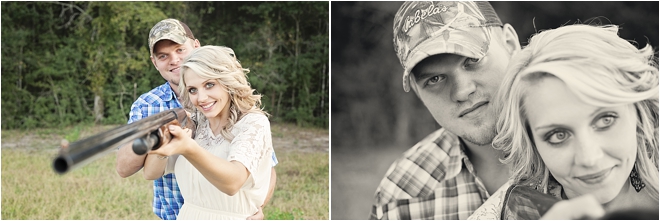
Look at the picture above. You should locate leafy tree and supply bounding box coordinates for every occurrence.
[1,2,329,129]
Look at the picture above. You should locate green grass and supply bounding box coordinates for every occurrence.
[265,150,329,220]
[2,148,155,219]
[1,123,329,220]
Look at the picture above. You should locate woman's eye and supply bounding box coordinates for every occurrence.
[205,82,215,89]
[188,88,197,94]
[593,113,618,130]
[545,130,571,145]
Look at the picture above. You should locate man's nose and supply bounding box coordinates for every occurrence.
[450,73,476,102]
[170,53,181,64]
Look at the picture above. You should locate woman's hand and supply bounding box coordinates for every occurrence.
[541,194,605,219]
[148,125,195,157]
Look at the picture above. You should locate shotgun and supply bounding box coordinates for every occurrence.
[52,108,196,174]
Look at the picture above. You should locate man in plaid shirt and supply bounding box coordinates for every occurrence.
[371,1,521,219]
[115,18,278,220]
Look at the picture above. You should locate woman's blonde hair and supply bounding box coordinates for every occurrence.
[493,24,659,200]
[179,45,268,141]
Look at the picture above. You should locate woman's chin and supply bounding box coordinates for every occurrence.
[583,183,625,204]
[564,182,622,204]
[594,192,618,204]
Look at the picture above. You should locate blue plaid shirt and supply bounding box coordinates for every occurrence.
[128,82,184,220]
[128,82,279,220]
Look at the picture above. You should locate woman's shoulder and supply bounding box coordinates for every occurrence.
[239,112,268,122]
[235,113,270,129]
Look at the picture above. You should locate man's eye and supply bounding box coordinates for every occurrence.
[426,75,445,86]
[205,82,214,89]
[178,48,185,53]
[188,88,197,94]
[464,57,481,66]
[158,55,167,60]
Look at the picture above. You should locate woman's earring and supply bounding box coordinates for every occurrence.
[525,177,543,191]
[630,165,646,192]
[533,178,543,191]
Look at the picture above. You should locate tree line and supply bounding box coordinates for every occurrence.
[1,1,329,129]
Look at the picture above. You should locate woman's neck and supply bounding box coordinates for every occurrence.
[208,107,231,135]
[603,179,658,213]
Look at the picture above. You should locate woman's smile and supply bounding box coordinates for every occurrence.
[200,101,216,111]
[575,166,615,185]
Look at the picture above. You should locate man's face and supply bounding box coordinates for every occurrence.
[410,34,512,146]
[151,39,198,88]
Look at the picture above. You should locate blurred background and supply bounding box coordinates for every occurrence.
[331,1,658,219]
[2,1,328,129]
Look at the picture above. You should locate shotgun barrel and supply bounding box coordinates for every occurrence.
[52,108,195,174]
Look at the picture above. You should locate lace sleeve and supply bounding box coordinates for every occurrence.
[227,114,273,174]
[467,181,511,220]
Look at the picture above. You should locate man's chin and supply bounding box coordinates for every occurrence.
[461,129,497,146]
[462,137,493,146]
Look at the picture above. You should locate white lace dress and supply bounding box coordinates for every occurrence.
[467,181,511,220]
[165,113,274,220]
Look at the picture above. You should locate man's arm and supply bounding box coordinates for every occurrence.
[370,166,403,220]
[116,102,149,178]
[116,142,147,177]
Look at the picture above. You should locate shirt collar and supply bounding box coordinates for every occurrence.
[432,129,473,179]
[159,82,178,102]
[456,138,478,175]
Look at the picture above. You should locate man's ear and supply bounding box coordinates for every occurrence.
[408,73,421,97]
[150,56,158,69]
[193,39,201,48]
[501,23,521,56]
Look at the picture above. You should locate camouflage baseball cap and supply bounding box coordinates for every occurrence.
[393,1,502,92]
[148,18,196,55]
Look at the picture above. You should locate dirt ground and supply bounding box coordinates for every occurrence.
[270,123,329,153]
[0,122,329,154]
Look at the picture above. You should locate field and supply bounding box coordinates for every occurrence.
[1,122,329,220]
[331,147,407,219]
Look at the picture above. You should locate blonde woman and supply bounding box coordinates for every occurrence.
[468,24,659,219]
[143,45,274,219]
